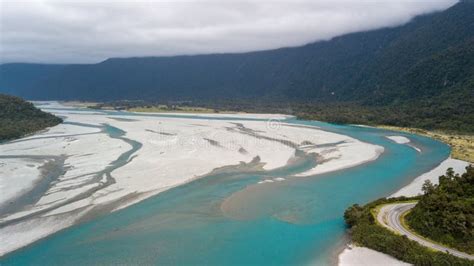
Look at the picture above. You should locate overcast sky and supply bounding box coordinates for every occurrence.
[0,0,458,64]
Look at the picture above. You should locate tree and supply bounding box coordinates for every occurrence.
[421,180,436,195]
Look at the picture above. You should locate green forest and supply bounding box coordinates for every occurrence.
[406,166,474,254]
[0,94,62,141]
[196,97,474,133]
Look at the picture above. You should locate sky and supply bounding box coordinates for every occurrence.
[0,0,458,64]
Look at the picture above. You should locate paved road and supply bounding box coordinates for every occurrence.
[377,202,474,260]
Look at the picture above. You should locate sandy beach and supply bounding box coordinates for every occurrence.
[338,245,410,266]
[391,158,469,197]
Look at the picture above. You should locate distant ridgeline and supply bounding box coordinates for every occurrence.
[0,94,62,141]
[1,1,473,132]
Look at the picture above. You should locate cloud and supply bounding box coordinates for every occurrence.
[0,0,458,63]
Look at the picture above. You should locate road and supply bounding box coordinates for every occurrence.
[377,202,474,260]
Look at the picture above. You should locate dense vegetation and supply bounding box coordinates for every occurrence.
[0,94,62,141]
[196,98,474,133]
[1,1,473,132]
[406,166,474,254]
[344,196,472,265]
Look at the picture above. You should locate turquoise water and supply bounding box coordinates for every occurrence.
[1,116,450,265]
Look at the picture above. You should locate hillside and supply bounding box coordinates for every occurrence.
[0,1,473,131]
[0,94,62,141]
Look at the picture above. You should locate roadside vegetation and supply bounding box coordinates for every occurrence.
[406,166,474,254]
[0,94,62,141]
[344,167,473,265]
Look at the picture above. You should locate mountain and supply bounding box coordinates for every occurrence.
[0,94,62,141]
[0,1,473,131]
[0,64,65,97]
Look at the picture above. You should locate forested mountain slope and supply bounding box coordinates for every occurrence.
[0,1,473,131]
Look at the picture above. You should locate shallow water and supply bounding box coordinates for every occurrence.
[0,112,450,265]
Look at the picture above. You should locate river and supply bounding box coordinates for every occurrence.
[0,107,449,265]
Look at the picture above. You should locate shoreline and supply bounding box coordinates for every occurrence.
[391,157,469,198]
[296,146,384,177]
[337,156,470,266]
[337,124,471,265]
[127,110,295,120]
[55,101,296,120]
[377,125,473,163]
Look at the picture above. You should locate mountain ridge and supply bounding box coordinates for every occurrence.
[0,1,473,131]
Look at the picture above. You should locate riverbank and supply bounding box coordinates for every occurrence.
[341,162,474,265]
[87,102,235,114]
[338,245,410,266]
[341,194,472,266]
[129,105,221,113]
[392,158,469,197]
[338,144,471,265]
[378,126,474,163]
